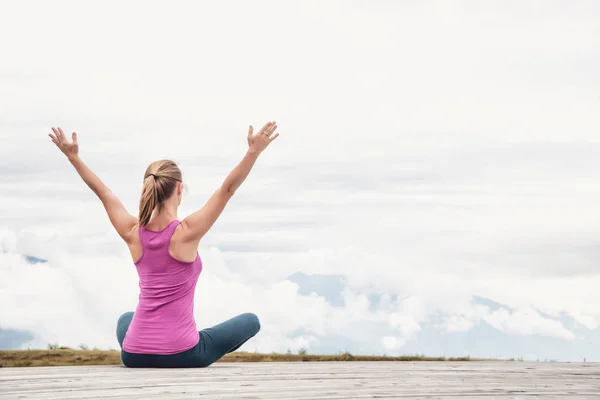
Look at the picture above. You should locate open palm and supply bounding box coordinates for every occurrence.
[49,127,79,159]
[247,121,279,153]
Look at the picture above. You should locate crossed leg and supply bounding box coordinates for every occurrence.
[196,312,261,366]
[115,311,260,367]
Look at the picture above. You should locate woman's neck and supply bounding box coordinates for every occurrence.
[148,207,179,228]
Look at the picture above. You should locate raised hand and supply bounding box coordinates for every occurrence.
[247,121,279,153]
[49,127,79,160]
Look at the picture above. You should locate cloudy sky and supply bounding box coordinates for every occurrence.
[1,0,600,361]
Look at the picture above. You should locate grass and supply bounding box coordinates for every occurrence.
[0,349,475,367]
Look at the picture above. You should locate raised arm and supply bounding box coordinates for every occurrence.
[48,127,138,242]
[180,121,280,243]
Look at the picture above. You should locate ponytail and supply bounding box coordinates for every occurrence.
[138,175,157,227]
[138,160,183,227]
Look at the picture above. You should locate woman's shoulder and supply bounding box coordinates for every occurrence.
[169,221,201,263]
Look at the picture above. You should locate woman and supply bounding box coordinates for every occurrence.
[48,121,280,367]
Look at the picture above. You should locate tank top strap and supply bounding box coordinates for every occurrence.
[164,219,181,240]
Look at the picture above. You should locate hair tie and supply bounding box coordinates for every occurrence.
[148,173,158,179]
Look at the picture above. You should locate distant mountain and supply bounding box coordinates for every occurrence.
[24,255,48,264]
[286,272,600,361]
[0,328,34,350]
[287,271,346,307]
[396,302,600,362]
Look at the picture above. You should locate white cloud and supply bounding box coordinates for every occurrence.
[443,316,475,333]
[382,336,402,351]
[1,0,600,360]
[570,314,599,331]
[389,313,422,339]
[482,307,576,341]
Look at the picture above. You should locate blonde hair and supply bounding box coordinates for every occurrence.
[138,159,182,227]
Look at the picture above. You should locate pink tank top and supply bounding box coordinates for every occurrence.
[123,220,202,354]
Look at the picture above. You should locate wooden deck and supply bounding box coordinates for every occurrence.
[2,361,600,399]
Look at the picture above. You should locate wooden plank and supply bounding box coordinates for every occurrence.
[1,362,600,399]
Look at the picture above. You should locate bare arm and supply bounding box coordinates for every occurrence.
[180,121,280,243]
[49,128,138,242]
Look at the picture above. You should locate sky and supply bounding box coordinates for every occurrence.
[1,0,600,361]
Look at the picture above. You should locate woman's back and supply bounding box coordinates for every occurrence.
[123,220,203,355]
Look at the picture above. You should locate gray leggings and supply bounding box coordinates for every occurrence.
[116,312,261,368]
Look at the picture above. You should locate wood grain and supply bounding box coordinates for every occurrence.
[2,361,599,399]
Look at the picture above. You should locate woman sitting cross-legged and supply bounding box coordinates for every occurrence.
[48,122,280,367]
